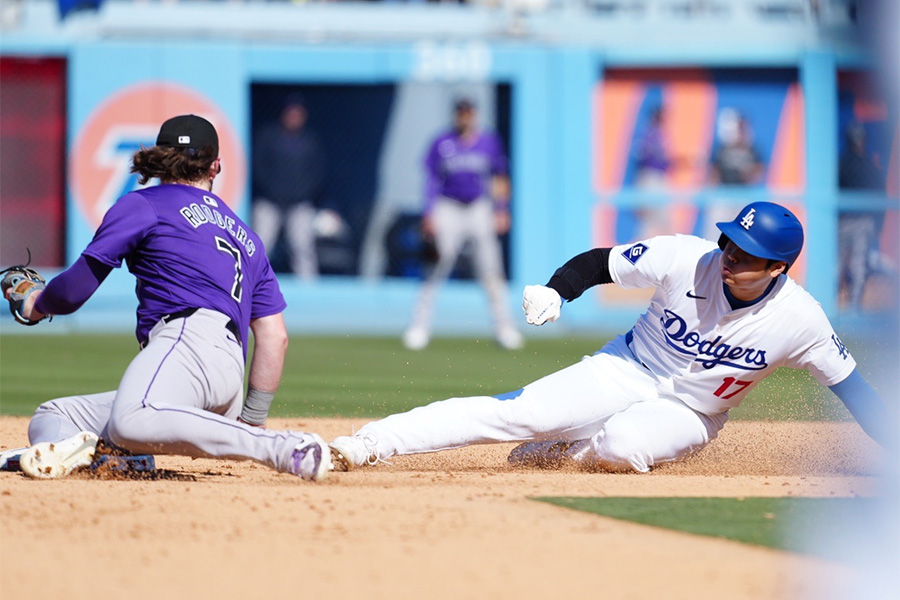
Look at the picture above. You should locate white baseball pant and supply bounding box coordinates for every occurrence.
[407,196,517,336]
[357,335,728,472]
[253,198,318,280]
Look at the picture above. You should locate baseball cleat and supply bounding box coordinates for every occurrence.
[507,439,590,469]
[20,431,99,479]
[496,327,524,351]
[402,327,430,351]
[290,433,331,482]
[329,434,379,471]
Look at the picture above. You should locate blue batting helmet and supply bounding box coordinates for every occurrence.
[716,202,804,269]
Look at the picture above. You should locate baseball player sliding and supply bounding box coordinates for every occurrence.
[331,202,894,471]
[1,115,330,481]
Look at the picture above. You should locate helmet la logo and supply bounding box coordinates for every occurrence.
[740,208,756,230]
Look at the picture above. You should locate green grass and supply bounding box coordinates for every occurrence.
[535,496,881,559]
[0,333,864,420]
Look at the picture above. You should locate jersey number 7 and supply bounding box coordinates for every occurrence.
[215,237,243,302]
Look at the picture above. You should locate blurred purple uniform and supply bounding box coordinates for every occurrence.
[424,131,508,213]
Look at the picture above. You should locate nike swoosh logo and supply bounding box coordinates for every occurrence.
[686,291,707,300]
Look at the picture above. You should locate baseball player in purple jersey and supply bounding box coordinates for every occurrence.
[2,115,330,480]
[331,202,894,472]
[403,98,523,351]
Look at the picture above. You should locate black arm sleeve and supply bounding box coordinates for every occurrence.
[546,248,613,301]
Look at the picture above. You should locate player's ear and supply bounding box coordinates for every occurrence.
[210,158,222,178]
[768,260,787,277]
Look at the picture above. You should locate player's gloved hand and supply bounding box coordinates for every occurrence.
[522,285,562,326]
[1,262,48,326]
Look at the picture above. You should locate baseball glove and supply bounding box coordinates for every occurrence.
[420,233,440,266]
[1,250,48,326]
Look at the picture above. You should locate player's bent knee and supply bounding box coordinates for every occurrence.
[31,399,65,419]
[27,401,76,445]
[593,426,653,473]
[106,412,143,451]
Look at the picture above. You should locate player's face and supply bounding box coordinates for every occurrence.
[282,105,307,131]
[720,240,785,300]
[454,108,475,134]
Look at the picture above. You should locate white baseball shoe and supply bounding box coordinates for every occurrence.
[402,326,430,351]
[20,431,99,479]
[507,439,591,469]
[496,326,524,351]
[329,434,379,471]
[290,433,331,482]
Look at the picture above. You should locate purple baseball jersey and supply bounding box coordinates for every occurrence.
[82,184,286,349]
[424,130,508,212]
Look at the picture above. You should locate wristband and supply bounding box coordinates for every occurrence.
[240,387,275,426]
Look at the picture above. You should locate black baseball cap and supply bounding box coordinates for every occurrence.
[156,114,219,154]
[283,93,307,110]
[454,97,475,112]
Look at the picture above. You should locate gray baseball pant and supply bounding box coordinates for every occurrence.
[27,309,307,473]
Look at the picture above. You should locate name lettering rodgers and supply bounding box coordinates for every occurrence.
[179,202,256,256]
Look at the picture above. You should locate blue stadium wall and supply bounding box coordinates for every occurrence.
[1,6,896,338]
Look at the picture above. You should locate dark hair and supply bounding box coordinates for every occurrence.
[130,145,217,185]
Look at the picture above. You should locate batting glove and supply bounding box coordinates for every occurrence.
[522,285,562,326]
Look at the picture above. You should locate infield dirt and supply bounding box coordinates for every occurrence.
[0,416,885,600]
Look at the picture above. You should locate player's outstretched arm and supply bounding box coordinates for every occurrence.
[523,247,616,326]
[35,255,112,316]
[829,369,897,451]
[546,247,613,301]
[241,312,289,427]
[3,254,112,324]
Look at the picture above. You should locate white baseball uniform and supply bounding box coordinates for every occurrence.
[356,234,857,472]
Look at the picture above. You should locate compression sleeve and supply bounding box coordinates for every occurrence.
[34,255,113,316]
[546,248,612,301]
[829,368,896,449]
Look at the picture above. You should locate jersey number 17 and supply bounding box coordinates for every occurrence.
[713,377,752,400]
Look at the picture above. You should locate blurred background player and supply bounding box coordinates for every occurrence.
[2,114,330,481]
[634,106,672,189]
[252,94,326,280]
[631,105,682,239]
[708,108,765,186]
[838,121,887,311]
[403,97,523,351]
